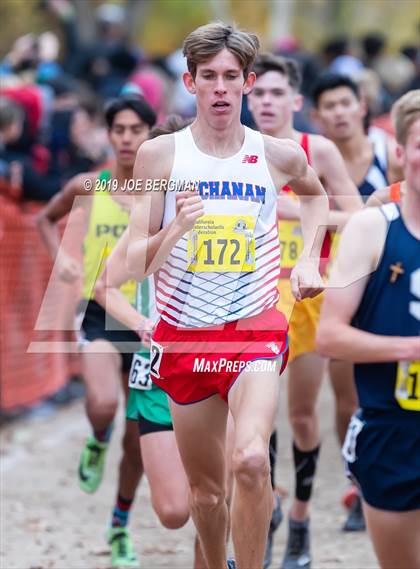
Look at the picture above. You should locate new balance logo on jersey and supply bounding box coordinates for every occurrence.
[266,342,280,355]
[242,154,258,164]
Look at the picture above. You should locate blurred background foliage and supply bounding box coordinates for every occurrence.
[0,0,418,57]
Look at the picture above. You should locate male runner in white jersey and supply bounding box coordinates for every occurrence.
[127,23,329,569]
[247,53,362,568]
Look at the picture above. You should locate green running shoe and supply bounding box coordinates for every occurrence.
[108,527,140,568]
[78,435,108,494]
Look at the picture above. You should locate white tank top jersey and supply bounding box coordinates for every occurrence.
[157,125,280,328]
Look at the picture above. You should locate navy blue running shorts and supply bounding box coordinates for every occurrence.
[343,409,420,512]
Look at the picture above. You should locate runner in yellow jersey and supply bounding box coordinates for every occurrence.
[37,94,156,569]
[247,54,362,568]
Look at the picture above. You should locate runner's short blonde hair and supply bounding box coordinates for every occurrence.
[391,90,420,145]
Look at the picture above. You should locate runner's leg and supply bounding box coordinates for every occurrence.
[287,352,325,521]
[81,340,121,435]
[228,360,282,569]
[113,375,143,526]
[363,502,420,569]
[169,396,229,569]
[329,360,358,445]
[140,430,189,529]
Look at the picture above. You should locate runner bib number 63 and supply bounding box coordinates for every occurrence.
[187,215,256,272]
[129,353,152,391]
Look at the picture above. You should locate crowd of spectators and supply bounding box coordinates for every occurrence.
[0,1,418,203]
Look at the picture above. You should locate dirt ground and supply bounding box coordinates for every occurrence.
[1,372,378,569]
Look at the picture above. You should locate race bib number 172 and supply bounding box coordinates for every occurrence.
[187,215,256,272]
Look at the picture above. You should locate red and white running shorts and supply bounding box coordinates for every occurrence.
[150,306,289,405]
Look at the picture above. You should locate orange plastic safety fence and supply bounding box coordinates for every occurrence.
[0,196,81,410]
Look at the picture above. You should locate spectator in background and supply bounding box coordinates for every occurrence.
[59,99,110,180]
[322,36,365,79]
[407,50,420,91]
[375,55,415,101]
[0,31,63,86]
[273,36,322,99]
[0,34,40,81]
[401,44,420,90]
[165,48,196,117]
[0,96,61,201]
[126,66,169,123]
[360,33,386,68]
[272,36,322,133]
[45,0,142,100]
[356,69,394,136]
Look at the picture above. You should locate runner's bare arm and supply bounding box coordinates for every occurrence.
[365,186,392,208]
[312,136,362,229]
[276,138,362,229]
[126,136,204,281]
[277,141,328,260]
[36,172,94,281]
[266,137,329,300]
[94,230,153,343]
[317,208,419,362]
[36,173,93,257]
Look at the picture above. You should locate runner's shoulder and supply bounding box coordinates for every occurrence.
[343,206,387,240]
[136,134,175,177]
[263,134,307,179]
[138,134,174,159]
[307,133,340,159]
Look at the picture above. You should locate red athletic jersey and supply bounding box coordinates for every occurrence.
[280,133,331,276]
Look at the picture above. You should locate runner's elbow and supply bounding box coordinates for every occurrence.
[316,322,339,358]
[126,244,146,281]
[92,279,106,308]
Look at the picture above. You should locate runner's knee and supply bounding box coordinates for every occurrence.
[190,483,226,516]
[289,408,317,440]
[232,440,269,489]
[87,392,118,420]
[155,501,189,529]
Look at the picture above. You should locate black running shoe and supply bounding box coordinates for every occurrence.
[281,518,311,569]
[342,494,366,532]
[263,494,283,568]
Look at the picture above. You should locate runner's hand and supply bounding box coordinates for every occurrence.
[175,188,204,233]
[56,252,83,283]
[137,317,155,349]
[291,259,324,301]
